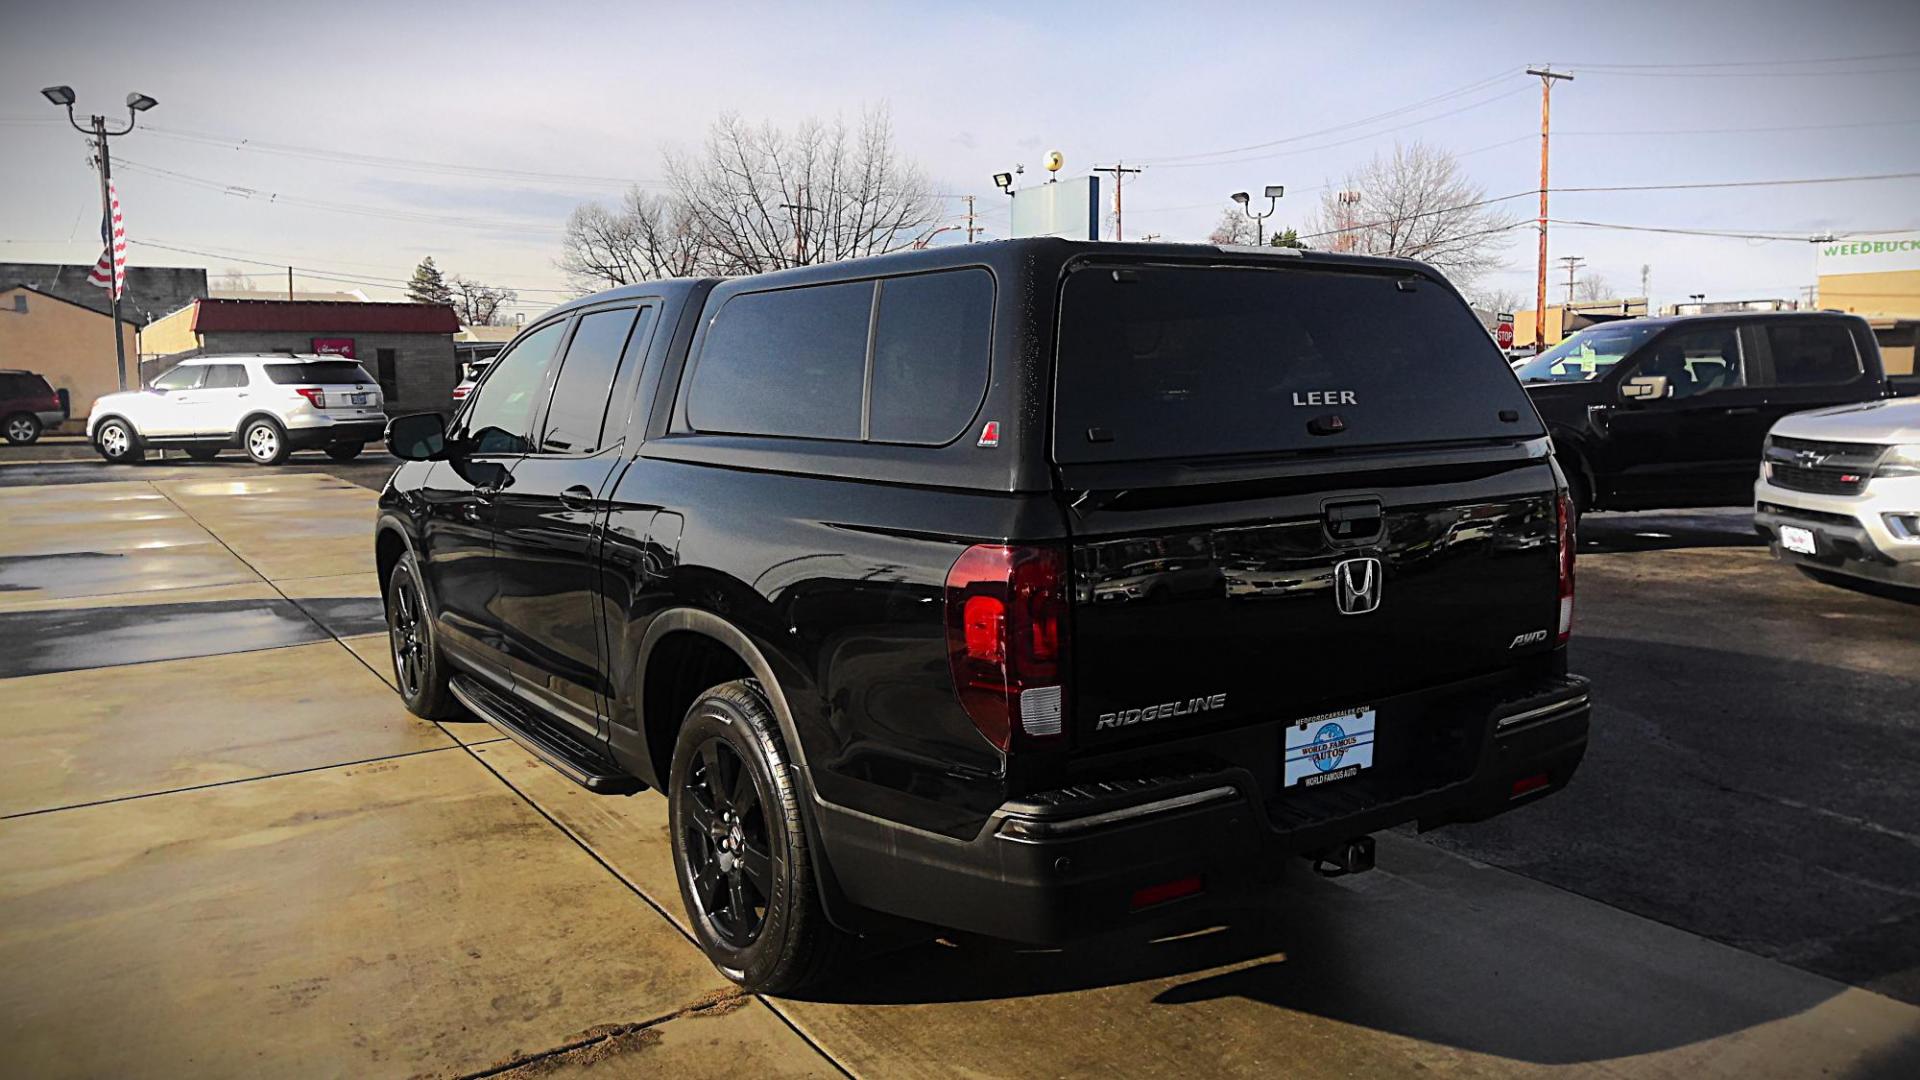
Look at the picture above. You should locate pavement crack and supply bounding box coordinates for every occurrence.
[1686,771,1920,849]
[449,989,749,1079]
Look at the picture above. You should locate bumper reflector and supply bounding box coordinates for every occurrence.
[1130,875,1204,911]
[1510,773,1551,799]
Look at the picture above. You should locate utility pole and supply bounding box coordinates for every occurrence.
[779,201,819,266]
[287,266,294,300]
[1559,255,1585,306]
[1093,162,1143,241]
[964,195,979,243]
[1527,66,1573,352]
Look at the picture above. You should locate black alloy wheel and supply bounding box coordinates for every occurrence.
[680,735,776,948]
[388,573,428,699]
[668,680,847,992]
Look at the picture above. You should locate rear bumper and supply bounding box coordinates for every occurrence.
[284,419,387,449]
[34,410,66,428]
[817,674,1590,943]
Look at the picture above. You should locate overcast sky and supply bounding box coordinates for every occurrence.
[3,0,1917,318]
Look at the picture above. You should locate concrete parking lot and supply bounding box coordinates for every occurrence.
[1,458,1916,1078]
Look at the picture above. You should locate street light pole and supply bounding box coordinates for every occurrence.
[1230,185,1285,246]
[43,86,157,392]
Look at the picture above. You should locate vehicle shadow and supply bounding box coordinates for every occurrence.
[797,840,1856,1066]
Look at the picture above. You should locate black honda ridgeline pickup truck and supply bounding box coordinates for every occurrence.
[375,238,1591,991]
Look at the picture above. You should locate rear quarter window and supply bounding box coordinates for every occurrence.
[264,361,376,385]
[868,269,993,444]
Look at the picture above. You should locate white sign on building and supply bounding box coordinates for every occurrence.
[1816,232,1920,277]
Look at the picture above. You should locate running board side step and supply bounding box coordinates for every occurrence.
[450,675,642,794]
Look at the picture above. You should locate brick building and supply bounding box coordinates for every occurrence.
[0,284,140,423]
[143,299,461,415]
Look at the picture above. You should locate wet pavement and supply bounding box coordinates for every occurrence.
[0,469,1916,1077]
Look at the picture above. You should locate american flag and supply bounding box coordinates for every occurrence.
[86,181,126,299]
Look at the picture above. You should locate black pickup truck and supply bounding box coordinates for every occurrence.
[1515,311,1910,514]
[375,239,1591,991]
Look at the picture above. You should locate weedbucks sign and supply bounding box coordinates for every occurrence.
[1816,233,1920,276]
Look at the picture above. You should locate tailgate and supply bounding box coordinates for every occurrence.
[1067,454,1561,745]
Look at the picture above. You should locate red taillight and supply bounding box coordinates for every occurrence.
[294,387,327,408]
[945,544,1069,752]
[1131,875,1204,911]
[1556,489,1575,644]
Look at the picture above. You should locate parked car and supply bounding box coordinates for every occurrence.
[374,238,1590,992]
[1754,397,1920,592]
[1,369,66,445]
[87,354,386,465]
[451,357,492,404]
[1516,312,1905,515]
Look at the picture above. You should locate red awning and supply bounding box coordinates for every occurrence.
[189,299,460,334]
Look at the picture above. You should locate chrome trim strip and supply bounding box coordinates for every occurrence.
[1495,693,1590,731]
[997,785,1240,841]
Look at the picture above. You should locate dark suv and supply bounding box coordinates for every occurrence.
[1,369,65,445]
[376,239,1591,991]
[1516,311,1899,514]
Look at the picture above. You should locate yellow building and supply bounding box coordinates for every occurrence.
[1512,298,1650,349]
[1814,234,1920,376]
[0,285,138,426]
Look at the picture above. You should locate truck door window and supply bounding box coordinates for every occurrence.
[540,306,653,455]
[1638,327,1742,399]
[464,319,568,455]
[1765,323,1861,386]
[151,365,204,391]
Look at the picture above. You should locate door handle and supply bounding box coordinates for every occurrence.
[559,485,596,511]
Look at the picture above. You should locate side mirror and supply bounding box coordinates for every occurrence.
[386,412,449,461]
[1621,375,1668,402]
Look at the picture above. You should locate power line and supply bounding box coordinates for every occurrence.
[1576,65,1920,79]
[1148,84,1537,170]
[1135,70,1519,165]
[1547,218,1920,242]
[115,158,564,235]
[138,123,662,189]
[128,237,577,298]
[1556,170,1920,193]
[1563,48,1920,69]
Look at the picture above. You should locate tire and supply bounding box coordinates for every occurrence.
[384,552,456,719]
[669,680,847,994]
[4,413,41,446]
[324,442,364,462]
[94,418,142,464]
[242,417,291,465]
[185,446,220,462]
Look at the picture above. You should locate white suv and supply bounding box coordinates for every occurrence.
[88,354,387,465]
[1754,397,1920,592]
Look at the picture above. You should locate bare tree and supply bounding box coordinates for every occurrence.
[449,276,519,326]
[1305,141,1514,290]
[1207,207,1258,246]
[1469,287,1528,315]
[664,106,940,274]
[215,268,257,292]
[1573,273,1615,303]
[558,188,706,293]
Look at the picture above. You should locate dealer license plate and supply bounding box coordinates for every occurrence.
[1284,706,1376,789]
[351,393,370,405]
[1780,525,1817,555]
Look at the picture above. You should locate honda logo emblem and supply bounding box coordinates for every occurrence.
[1333,557,1382,615]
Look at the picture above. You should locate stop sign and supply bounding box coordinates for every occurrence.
[1495,313,1515,350]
